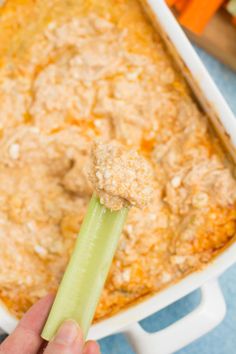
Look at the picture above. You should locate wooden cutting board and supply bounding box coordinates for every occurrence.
[185,9,236,72]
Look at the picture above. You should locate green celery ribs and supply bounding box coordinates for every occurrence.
[42,194,128,340]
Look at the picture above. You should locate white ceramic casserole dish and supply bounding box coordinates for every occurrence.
[0,1,236,353]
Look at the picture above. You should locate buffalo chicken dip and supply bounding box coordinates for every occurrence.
[87,140,154,210]
[0,0,236,321]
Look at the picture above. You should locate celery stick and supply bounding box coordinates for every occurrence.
[227,0,236,15]
[41,194,128,341]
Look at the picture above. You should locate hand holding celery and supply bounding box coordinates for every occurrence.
[42,140,153,340]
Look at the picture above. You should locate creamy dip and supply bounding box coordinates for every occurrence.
[87,140,154,210]
[0,0,235,321]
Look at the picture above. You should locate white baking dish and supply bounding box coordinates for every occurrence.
[0,1,236,353]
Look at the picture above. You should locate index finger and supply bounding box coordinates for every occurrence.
[0,294,54,354]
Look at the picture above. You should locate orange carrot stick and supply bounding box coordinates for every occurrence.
[233,16,236,25]
[179,0,225,34]
[174,0,189,12]
[166,0,178,7]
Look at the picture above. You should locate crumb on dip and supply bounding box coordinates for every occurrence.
[87,140,154,210]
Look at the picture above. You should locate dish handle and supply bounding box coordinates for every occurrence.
[124,280,225,354]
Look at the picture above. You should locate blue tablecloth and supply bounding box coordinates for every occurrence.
[99,47,236,354]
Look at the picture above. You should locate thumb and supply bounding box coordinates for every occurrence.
[44,320,83,354]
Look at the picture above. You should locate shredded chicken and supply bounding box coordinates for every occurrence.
[87,140,154,210]
[0,0,235,321]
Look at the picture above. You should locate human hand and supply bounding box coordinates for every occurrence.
[0,294,101,354]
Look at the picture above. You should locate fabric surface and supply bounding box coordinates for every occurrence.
[0,47,236,354]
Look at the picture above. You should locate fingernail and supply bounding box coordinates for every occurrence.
[84,341,101,354]
[53,320,79,345]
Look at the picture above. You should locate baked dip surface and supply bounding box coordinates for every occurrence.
[0,0,236,321]
[87,140,154,210]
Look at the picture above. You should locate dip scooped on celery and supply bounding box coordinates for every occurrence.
[42,140,154,341]
[87,140,154,210]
